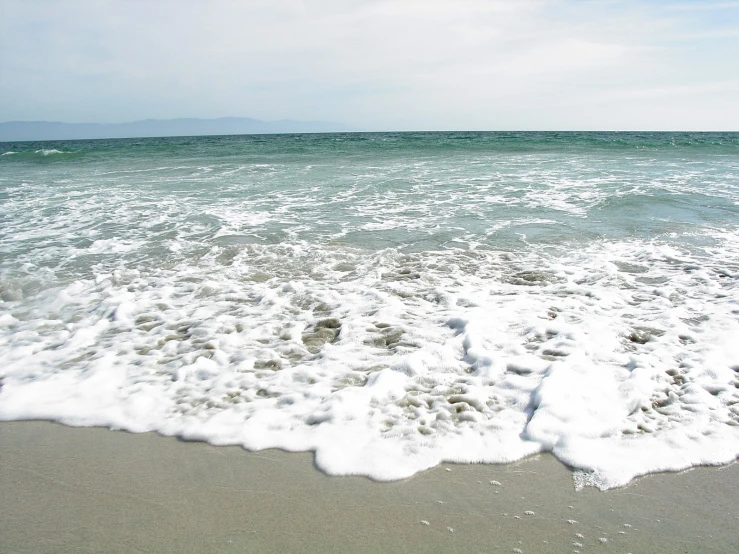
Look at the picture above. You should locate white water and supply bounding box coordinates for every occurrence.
[1,134,738,489]
[1,235,738,489]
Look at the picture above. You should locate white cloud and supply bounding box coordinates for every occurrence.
[665,1,739,11]
[0,0,737,129]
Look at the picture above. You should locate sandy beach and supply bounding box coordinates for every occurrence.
[0,421,736,553]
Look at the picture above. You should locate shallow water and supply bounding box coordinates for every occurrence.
[1,132,738,489]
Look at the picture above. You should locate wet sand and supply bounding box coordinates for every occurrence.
[1,420,737,553]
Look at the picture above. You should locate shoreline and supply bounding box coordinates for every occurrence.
[1,420,737,553]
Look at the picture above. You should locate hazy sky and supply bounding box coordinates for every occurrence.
[1,0,738,130]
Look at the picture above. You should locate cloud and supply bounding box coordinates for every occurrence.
[0,0,737,130]
[665,1,739,11]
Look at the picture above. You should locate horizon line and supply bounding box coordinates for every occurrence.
[2,129,739,144]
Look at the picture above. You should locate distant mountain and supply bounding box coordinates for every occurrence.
[0,117,354,141]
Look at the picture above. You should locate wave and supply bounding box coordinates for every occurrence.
[1,131,737,490]
[0,237,737,490]
[0,148,78,162]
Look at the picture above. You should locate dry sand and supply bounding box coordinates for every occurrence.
[1,420,737,553]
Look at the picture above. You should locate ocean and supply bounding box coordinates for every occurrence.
[1,131,738,490]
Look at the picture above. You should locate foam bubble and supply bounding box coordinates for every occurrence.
[1,236,737,487]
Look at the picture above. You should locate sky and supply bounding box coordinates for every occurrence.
[1,0,738,131]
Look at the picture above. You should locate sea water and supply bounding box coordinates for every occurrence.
[1,132,738,490]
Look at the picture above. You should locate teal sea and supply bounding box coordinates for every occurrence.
[1,132,738,489]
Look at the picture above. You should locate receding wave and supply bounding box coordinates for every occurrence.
[0,132,737,490]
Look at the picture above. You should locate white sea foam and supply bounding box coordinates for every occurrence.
[1,134,738,489]
[1,236,737,489]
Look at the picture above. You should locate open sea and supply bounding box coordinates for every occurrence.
[1,131,738,490]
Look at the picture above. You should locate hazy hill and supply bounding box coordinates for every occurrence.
[0,117,353,141]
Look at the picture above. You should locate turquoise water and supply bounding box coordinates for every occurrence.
[1,132,738,488]
[3,133,738,256]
